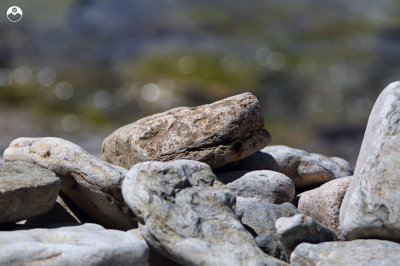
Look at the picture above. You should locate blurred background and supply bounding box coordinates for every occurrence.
[0,0,399,166]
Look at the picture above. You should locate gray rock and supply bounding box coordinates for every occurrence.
[102,93,271,169]
[242,202,299,261]
[225,170,295,218]
[234,197,272,219]
[290,239,400,266]
[298,176,352,239]
[216,170,250,184]
[3,137,136,230]
[240,145,353,187]
[254,231,286,262]
[231,151,282,172]
[0,223,149,265]
[242,202,300,235]
[340,81,400,241]
[0,161,60,224]
[122,160,287,266]
[276,214,337,258]
[129,229,181,266]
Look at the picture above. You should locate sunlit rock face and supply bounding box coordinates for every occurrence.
[101,92,271,169]
[122,160,287,266]
[340,81,400,242]
[3,137,136,230]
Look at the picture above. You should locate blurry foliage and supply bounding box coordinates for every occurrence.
[0,0,400,163]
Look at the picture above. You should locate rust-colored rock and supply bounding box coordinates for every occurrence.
[101,93,271,169]
[298,176,352,239]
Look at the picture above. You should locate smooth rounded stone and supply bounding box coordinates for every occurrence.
[0,161,60,224]
[226,170,295,218]
[290,239,400,266]
[0,223,149,266]
[340,82,400,242]
[276,214,337,259]
[3,137,136,230]
[102,93,271,169]
[122,160,287,266]
[242,202,299,261]
[227,170,295,203]
[261,145,353,187]
[298,176,352,239]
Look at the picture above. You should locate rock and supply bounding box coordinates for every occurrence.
[0,161,60,224]
[254,232,286,261]
[241,202,299,261]
[129,229,181,266]
[216,170,250,184]
[260,145,353,187]
[340,82,400,242]
[242,202,300,235]
[3,137,136,230]
[298,176,352,239]
[290,239,400,266]
[227,151,282,172]
[227,170,295,203]
[225,170,295,218]
[0,223,149,265]
[122,160,287,266]
[102,93,271,169]
[276,214,337,258]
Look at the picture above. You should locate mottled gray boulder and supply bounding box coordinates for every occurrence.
[340,82,400,242]
[0,223,149,265]
[0,161,60,223]
[298,176,352,239]
[3,137,136,230]
[276,214,337,258]
[236,145,353,187]
[122,160,287,266]
[129,229,181,266]
[102,93,271,169]
[242,202,299,261]
[291,239,400,266]
[225,170,295,218]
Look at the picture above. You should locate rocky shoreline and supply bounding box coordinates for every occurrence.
[0,82,399,265]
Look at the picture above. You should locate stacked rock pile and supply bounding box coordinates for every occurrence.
[0,83,399,265]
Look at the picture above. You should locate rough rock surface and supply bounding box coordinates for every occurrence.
[3,137,136,230]
[241,202,299,261]
[0,161,60,224]
[0,223,149,265]
[226,170,295,218]
[276,214,337,258]
[102,93,271,169]
[340,82,400,241]
[290,239,400,266]
[298,176,352,239]
[235,145,353,187]
[122,160,286,266]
